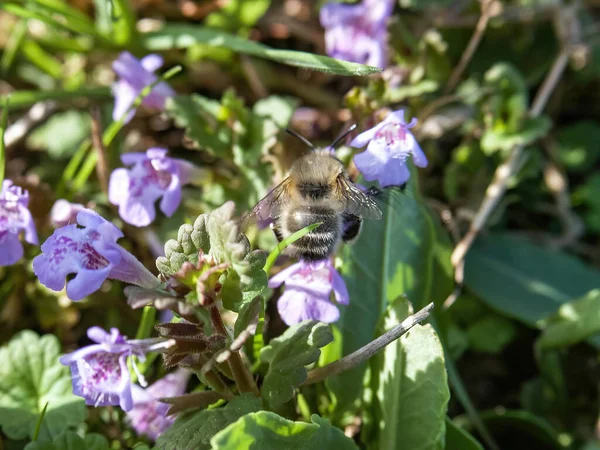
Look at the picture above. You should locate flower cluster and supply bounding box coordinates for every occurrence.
[33,208,158,300]
[320,0,394,68]
[109,148,200,227]
[112,52,175,123]
[268,259,349,325]
[0,180,37,266]
[351,110,428,187]
[60,327,173,412]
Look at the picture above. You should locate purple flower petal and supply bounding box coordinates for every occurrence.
[112,80,137,122]
[140,54,164,73]
[33,209,157,300]
[278,289,341,325]
[50,199,85,228]
[0,232,24,266]
[0,180,37,266]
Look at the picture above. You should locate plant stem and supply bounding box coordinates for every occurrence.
[303,302,434,386]
[208,305,260,396]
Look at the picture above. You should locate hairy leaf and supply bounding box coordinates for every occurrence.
[260,321,333,408]
[369,298,449,450]
[155,394,262,450]
[0,331,87,440]
[211,412,358,450]
[24,431,109,450]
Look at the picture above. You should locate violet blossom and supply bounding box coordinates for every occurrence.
[127,369,190,440]
[60,327,173,411]
[109,148,201,227]
[33,208,158,300]
[0,180,38,266]
[351,110,428,187]
[50,199,85,228]
[112,52,175,123]
[268,259,349,326]
[320,0,394,69]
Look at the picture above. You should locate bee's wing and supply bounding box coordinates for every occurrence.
[337,176,383,220]
[241,177,291,229]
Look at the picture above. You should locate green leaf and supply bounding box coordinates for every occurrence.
[556,121,600,173]
[331,173,437,416]
[24,431,109,450]
[252,95,298,129]
[445,418,484,450]
[466,315,517,354]
[537,290,600,349]
[263,222,323,275]
[480,117,551,154]
[155,394,262,450]
[141,24,381,76]
[211,412,358,450]
[234,295,262,338]
[26,110,91,159]
[156,202,267,311]
[369,298,449,450]
[205,0,271,31]
[464,233,600,346]
[0,331,87,441]
[259,321,333,408]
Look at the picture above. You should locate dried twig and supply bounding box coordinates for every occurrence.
[303,302,434,386]
[444,0,499,94]
[4,101,56,148]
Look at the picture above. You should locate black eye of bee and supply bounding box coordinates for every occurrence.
[298,182,330,200]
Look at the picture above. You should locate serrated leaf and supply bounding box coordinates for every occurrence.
[369,298,449,450]
[259,321,333,408]
[211,412,358,450]
[141,25,381,76]
[331,172,437,416]
[24,431,109,450]
[156,202,267,311]
[445,418,483,450]
[537,290,600,349]
[464,234,600,347]
[155,394,262,450]
[234,296,262,338]
[0,331,87,440]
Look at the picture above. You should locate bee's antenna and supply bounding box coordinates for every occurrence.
[330,123,357,149]
[285,128,315,149]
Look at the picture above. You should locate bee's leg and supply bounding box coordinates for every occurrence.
[342,213,362,243]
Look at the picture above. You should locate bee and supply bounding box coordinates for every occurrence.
[244,126,383,262]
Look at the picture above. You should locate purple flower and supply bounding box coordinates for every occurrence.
[112,52,175,123]
[320,0,393,69]
[0,180,38,266]
[59,327,172,411]
[109,148,200,227]
[33,208,158,300]
[351,110,428,187]
[268,259,349,326]
[127,369,190,440]
[50,199,85,228]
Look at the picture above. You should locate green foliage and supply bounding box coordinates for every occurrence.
[155,394,262,450]
[24,431,109,450]
[26,110,90,159]
[332,173,446,415]
[142,24,381,76]
[205,0,271,32]
[259,321,333,408]
[556,121,600,173]
[369,298,450,450]
[537,290,600,349]
[445,418,484,450]
[466,315,518,354]
[0,331,87,441]
[156,202,267,311]
[211,412,359,450]
[464,233,600,347]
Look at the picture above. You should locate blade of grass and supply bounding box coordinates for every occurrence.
[0,20,27,75]
[71,66,182,191]
[0,96,9,185]
[21,40,63,78]
[1,86,111,110]
[130,306,157,383]
[32,402,49,441]
[110,0,137,45]
[263,222,323,275]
